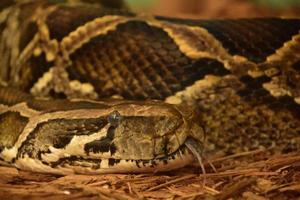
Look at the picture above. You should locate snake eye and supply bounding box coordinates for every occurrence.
[108,111,122,126]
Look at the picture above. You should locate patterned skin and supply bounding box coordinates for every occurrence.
[0,0,299,174]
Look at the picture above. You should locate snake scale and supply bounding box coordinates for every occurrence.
[0,0,299,175]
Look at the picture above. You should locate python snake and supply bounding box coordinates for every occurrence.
[0,0,299,175]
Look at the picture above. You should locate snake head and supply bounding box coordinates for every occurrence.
[83,100,206,173]
[11,99,204,174]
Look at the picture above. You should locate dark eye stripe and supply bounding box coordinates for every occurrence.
[17,117,108,159]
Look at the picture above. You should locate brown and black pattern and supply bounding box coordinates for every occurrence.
[0,0,299,174]
[157,17,300,63]
[67,20,232,99]
[179,74,300,154]
[237,75,300,118]
[46,3,133,41]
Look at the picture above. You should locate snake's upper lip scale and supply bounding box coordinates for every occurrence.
[43,144,194,174]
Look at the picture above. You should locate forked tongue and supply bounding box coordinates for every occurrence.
[185,137,206,183]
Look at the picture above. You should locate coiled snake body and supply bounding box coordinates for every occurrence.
[0,0,299,174]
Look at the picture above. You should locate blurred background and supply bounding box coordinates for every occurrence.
[126,0,300,18]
